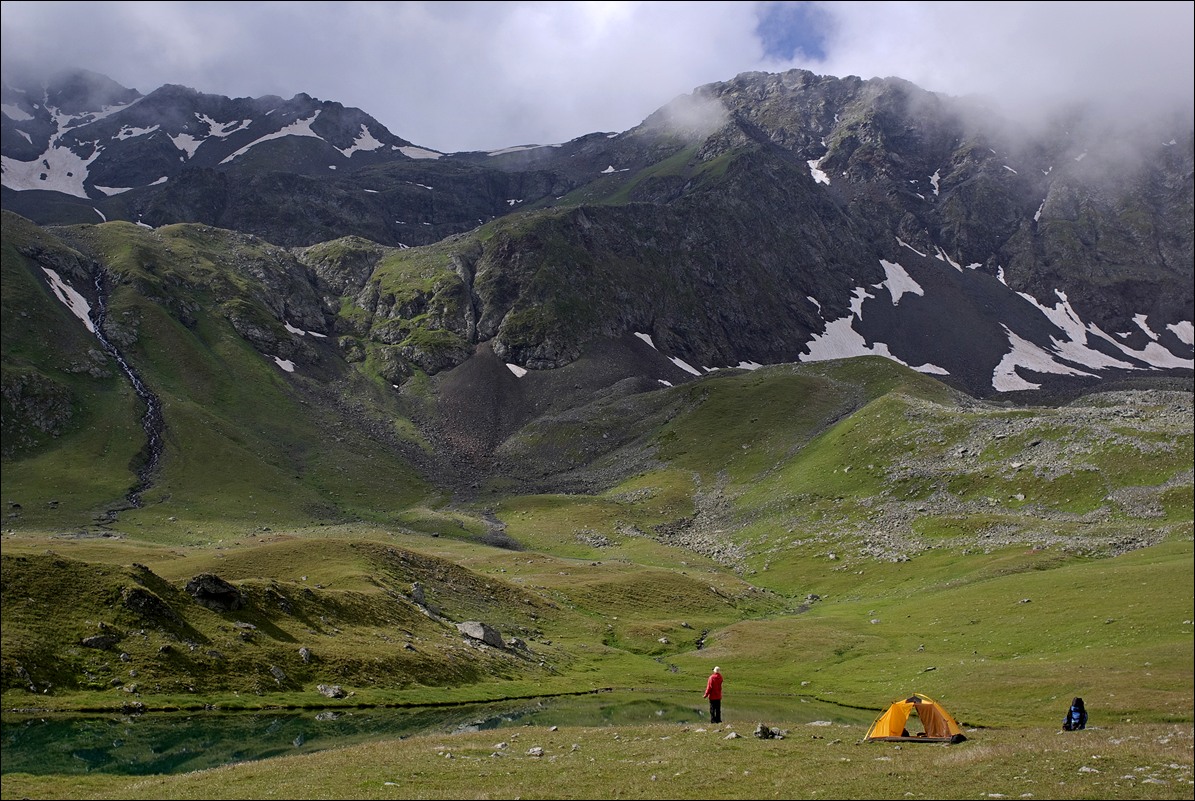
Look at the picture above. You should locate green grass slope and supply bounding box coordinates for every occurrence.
[3,216,436,533]
[2,213,147,525]
[2,356,1187,725]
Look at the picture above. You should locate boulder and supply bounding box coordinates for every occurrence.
[456,621,504,648]
[80,634,121,650]
[185,573,244,611]
[753,723,786,739]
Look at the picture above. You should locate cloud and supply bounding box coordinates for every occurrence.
[2,1,1191,153]
[797,1,1195,131]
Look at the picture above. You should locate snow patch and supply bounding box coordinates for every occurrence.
[2,103,34,121]
[1019,289,1190,370]
[2,141,100,196]
[807,157,830,185]
[220,111,325,164]
[634,332,657,349]
[896,238,928,259]
[801,315,905,364]
[117,124,159,140]
[1133,313,1159,341]
[170,133,204,157]
[41,268,95,333]
[487,144,548,156]
[933,247,962,270]
[992,326,1097,392]
[284,322,327,338]
[878,260,923,305]
[849,286,873,319]
[1168,320,1194,345]
[338,124,387,157]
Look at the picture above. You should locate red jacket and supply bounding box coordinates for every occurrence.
[704,672,723,700]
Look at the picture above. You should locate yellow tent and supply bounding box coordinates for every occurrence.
[864,693,967,743]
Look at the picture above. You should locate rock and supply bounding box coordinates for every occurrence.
[317,684,347,698]
[121,586,181,624]
[80,634,121,650]
[184,573,244,611]
[457,621,504,648]
[754,723,786,739]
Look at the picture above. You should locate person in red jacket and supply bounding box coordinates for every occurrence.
[703,666,723,723]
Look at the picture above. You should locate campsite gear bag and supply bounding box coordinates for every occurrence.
[1063,698,1088,730]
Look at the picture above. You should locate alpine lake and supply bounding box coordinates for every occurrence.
[1,691,876,776]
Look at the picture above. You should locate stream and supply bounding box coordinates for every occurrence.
[88,268,165,511]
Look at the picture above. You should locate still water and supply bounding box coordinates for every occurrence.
[1,691,870,776]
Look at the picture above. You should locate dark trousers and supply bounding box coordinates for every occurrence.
[708,699,721,723]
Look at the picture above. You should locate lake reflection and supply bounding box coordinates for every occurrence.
[1,691,870,776]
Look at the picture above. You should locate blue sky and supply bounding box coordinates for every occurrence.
[2,1,1192,153]
[756,1,829,61]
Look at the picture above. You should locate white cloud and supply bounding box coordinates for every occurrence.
[2,2,1188,154]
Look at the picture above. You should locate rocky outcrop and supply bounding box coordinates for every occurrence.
[121,586,181,624]
[456,621,505,648]
[185,573,244,612]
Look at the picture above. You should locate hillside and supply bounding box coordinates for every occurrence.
[3,324,1191,727]
[0,67,1191,785]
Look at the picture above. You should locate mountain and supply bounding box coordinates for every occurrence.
[4,68,1191,411]
[2,66,1194,492]
[0,69,1192,731]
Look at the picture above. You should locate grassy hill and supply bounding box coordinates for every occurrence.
[1,213,1191,799]
[3,357,1190,723]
